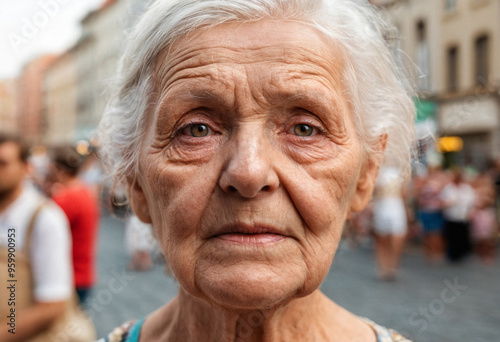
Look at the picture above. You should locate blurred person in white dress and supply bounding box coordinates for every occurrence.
[372,166,409,280]
[125,214,158,271]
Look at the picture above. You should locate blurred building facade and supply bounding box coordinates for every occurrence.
[0,79,19,134]
[436,0,500,168]
[16,55,57,144]
[44,51,78,145]
[73,0,148,141]
[378,0,500,168]
[35,0,149,146]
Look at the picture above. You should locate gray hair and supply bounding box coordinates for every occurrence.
[98,0,416,192]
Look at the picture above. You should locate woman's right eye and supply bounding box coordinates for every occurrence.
[182,124,211,137]
[292,124,315,137]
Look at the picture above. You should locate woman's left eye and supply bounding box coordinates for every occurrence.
[291,124,316,137]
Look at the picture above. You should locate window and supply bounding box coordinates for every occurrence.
[447,46,458,91]
[416,20,426,42]
[415,20,431,91]
[475,35,489,86]
[444,0,457,12]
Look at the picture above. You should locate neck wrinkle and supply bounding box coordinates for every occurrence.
[164,288,325,342]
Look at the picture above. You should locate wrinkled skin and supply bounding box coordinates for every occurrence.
[128,20,384,342]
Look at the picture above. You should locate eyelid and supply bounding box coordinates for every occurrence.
[284,115,325,135]
[170,111,209,134]
[173,111,223,138]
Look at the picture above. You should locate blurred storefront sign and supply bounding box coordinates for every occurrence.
[438,95,500,170]
[439,95,498,134]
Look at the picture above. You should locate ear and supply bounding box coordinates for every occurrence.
[127,175,153,224]
[349,134,387,213]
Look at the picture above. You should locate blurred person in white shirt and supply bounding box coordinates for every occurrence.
[0,134,73,341]
[441,169,476,262]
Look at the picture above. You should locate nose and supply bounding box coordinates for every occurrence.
[218,127,279,198]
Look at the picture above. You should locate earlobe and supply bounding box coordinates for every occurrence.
[349,134,387,213]
[127,175,153,224]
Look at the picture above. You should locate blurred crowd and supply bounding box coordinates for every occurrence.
[28,139,161,274]
[348,160,500,281]
[0,134,160,341]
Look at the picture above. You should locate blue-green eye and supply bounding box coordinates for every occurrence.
[189,124,210,137]
[293,124,314,136]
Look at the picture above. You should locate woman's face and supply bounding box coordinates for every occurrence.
[130,20,382,310]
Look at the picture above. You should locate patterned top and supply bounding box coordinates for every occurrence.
[98,317,413,342]
[363,318,412,342]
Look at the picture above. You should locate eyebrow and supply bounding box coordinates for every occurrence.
[268,90,344,116]
[156,89,224,114]
[156,81,345,126]
[185,89,343,120]
[154,88,231,127]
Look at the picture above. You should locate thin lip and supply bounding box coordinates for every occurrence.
[210,223,285,238]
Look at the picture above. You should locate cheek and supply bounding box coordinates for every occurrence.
[278,145,361,270]
[144,159,207,222]
[141,156,221,274]
[282,147,361,232]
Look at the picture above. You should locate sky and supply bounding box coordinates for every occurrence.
[0,0,106,79]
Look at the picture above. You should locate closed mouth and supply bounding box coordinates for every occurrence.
[210,224,287,244]
[212,223,283,237]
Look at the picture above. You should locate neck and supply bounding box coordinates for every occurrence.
[147,289,337,342]
[0,183,24,214]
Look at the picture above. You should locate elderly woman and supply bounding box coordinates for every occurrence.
[98,0,415,341]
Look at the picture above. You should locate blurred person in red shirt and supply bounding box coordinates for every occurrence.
[47,145,100,305]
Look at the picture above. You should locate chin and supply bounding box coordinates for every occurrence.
[194,262,310,311]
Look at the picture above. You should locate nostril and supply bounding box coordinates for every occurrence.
[261,185,270,191]
[229,186,238,193]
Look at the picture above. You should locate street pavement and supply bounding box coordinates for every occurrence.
[86,214,500,342]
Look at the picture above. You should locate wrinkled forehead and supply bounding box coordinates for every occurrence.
[152,20,347,92]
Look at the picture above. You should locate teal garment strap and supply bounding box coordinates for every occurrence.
[125,318,145,342]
